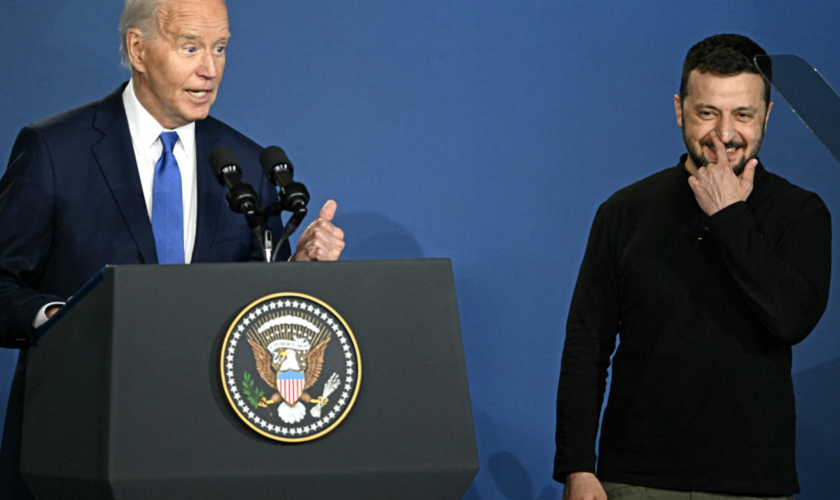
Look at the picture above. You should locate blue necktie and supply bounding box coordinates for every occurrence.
[152,131,184,264]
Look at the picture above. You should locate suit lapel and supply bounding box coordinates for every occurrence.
[91,84,158,264]
[191,118,222,262]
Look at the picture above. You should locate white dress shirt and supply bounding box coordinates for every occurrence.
[33,80,200,329]
[122,78,198,263]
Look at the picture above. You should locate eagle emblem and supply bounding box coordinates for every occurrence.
[220,293,361,442]
[247,330,329,424]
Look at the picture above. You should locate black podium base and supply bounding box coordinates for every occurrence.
[22,260,478,499]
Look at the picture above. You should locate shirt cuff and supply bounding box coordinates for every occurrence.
[32,302,65,329]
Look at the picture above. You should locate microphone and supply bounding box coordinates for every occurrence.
[259,146,310,210]
[209,147,259,218]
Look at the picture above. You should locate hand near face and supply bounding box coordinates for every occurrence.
[291,200,345,261]
[687,131,757,216]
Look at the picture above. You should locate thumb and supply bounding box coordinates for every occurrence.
[740,159,757,185]
[318,199,337,221]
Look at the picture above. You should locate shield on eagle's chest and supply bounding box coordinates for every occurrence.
[277,370,305,404]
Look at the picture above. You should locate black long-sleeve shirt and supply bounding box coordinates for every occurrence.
[554,157,831,496]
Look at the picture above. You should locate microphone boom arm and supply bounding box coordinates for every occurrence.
[271,205,308,262]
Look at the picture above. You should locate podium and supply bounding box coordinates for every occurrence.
[20,260,478,499]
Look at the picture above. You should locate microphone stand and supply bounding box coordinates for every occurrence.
[241,208,274,263]
[271,204,307,262]
[252,182,310,262]
[259,225,274,263]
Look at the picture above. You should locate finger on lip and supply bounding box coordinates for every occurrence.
[701,144,719,163]
[708,132,730,164]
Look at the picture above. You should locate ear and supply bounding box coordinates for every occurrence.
[126,28,148,74]
[674,94,683,128]
[764,101,774,130]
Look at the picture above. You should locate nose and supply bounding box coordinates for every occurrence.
[197,51,220,79]
[716,115,735,144]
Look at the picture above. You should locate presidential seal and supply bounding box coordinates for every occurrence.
[220,293,361,442]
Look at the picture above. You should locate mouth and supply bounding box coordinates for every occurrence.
[187,90,211,100]
[700,141,745,163]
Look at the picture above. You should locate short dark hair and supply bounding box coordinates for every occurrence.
[679,34,771,107]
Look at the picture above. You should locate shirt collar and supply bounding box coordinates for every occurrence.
[122,78,195,154]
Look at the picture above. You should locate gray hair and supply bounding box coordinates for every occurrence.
[119,0,167,69]
[119,0,228,69]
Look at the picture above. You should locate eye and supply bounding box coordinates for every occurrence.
[185,46,196,54]
[215,45,226,54]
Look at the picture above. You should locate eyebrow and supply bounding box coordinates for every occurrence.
[694,103,758,113]
[176,34,231,47]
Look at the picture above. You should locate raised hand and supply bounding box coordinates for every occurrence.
[291,200,346,261]
[687,131,756,216]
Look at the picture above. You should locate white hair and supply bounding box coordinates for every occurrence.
[118,0,227,69]
[119,0,166,69]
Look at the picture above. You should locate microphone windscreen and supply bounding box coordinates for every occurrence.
[259,146,293,175]
[209,147,240,179]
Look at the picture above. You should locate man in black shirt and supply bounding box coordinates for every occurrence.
[555,34,831,500]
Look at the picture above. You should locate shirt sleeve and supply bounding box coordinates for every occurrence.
[554,203,621,481]
[32,302,66,329]
[706,196,831,345]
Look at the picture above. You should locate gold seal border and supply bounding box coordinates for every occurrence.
[219,292,362,443]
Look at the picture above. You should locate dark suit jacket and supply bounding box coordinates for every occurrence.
[0,83,291,498]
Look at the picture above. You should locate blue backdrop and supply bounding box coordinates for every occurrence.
[2,1,838,498]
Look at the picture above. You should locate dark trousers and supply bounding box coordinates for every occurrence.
[601,481,795,500]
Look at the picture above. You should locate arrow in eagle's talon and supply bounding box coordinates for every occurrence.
[320,398,329,407]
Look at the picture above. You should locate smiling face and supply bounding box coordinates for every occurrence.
[127,0,230,129]
[675,70,772,176]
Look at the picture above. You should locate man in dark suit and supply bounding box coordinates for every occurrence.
[0,0,345,497]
